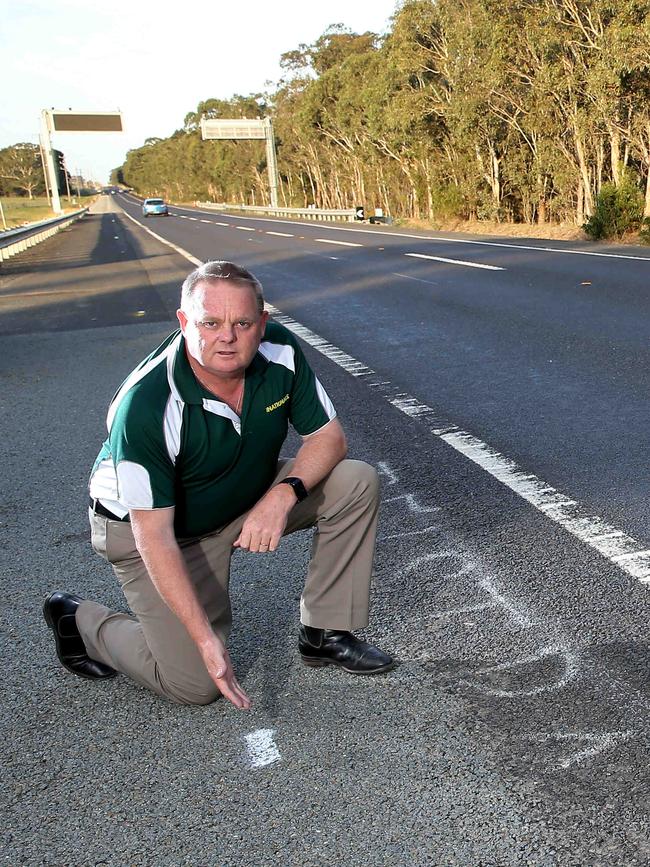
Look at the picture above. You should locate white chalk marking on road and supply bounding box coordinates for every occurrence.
[379,525,439,541]
[526,730,635,770]
[383,493,439,514]
[377,461,399,485]
[315,238,363,247]
[466,645,580,697]
[478,575,535,628]
[405,252,505,271]
[245,729,281,769]
[266,231,294,237]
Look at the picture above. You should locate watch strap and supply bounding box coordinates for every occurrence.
[278,476,309,502]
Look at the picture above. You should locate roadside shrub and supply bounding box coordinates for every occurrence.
[639,217,650,245]
[583,170,644,240]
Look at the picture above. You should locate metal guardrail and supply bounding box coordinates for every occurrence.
[195,201,357,223]
[0,208,88,263]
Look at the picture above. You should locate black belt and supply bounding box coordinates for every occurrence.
[89,497,130,522]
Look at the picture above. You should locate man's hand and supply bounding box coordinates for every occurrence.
[233,484,296,553]
[199,633,251,710]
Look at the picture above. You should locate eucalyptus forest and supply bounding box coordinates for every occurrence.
[115,0,650,229]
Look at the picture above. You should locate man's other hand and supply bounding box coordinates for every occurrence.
[199,634,251,710]
[233,484,296,553]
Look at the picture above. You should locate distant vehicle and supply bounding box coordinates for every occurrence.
[142,198,169,217]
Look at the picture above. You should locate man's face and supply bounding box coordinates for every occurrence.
[176,279,268,379]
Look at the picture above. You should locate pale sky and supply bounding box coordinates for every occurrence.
[1,0,399,183]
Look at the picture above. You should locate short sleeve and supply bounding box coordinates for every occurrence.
[288,339,337,436]
[108,390,176,509]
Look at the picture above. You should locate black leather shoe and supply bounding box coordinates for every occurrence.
[299,625,395,674]
[43,591,117,680]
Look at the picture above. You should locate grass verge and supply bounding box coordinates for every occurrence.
[0,196,96,230]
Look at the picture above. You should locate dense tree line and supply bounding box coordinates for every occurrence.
[115,0,650,226]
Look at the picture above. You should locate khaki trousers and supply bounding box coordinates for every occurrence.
[76,460,379,705]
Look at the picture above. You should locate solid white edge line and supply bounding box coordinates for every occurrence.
[265,303,650,587]
[118,207,650,587]
[405,252,504,271]
[121,210,202,266]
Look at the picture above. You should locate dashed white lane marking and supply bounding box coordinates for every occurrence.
[315,238,363,247]
[245,729,281,768]
[200,219,212,223]
[183,209,650,262]
[265,303,650,587]
[266,231,294,237]
[236,225,254,231]
[116,209,650,587]
[188,217,198,221]
[214,221,230,226]
[405,252,504,271]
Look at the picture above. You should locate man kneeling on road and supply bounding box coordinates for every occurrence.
[44,260,393,708]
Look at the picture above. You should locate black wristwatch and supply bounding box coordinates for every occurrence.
[278,476,309,502]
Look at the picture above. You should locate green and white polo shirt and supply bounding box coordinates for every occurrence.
[89,321,336,538]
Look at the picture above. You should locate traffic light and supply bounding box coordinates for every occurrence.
[52,149,69,194]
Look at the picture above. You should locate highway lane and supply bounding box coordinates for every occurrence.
[4,194,648,864]
[117,191,650,552]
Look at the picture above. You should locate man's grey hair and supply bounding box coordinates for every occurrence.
[181,260,264,314]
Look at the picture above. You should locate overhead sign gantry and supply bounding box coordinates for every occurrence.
[200,116,279,208]
[40,110,123,213]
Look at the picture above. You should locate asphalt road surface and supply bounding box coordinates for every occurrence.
[1,194,649,866]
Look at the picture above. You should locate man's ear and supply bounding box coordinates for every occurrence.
[176,308,187,333]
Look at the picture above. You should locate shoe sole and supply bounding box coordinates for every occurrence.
[300,655,396,675]
[42,593,117,680]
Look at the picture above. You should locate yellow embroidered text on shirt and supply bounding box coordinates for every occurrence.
[265,394,290,413]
